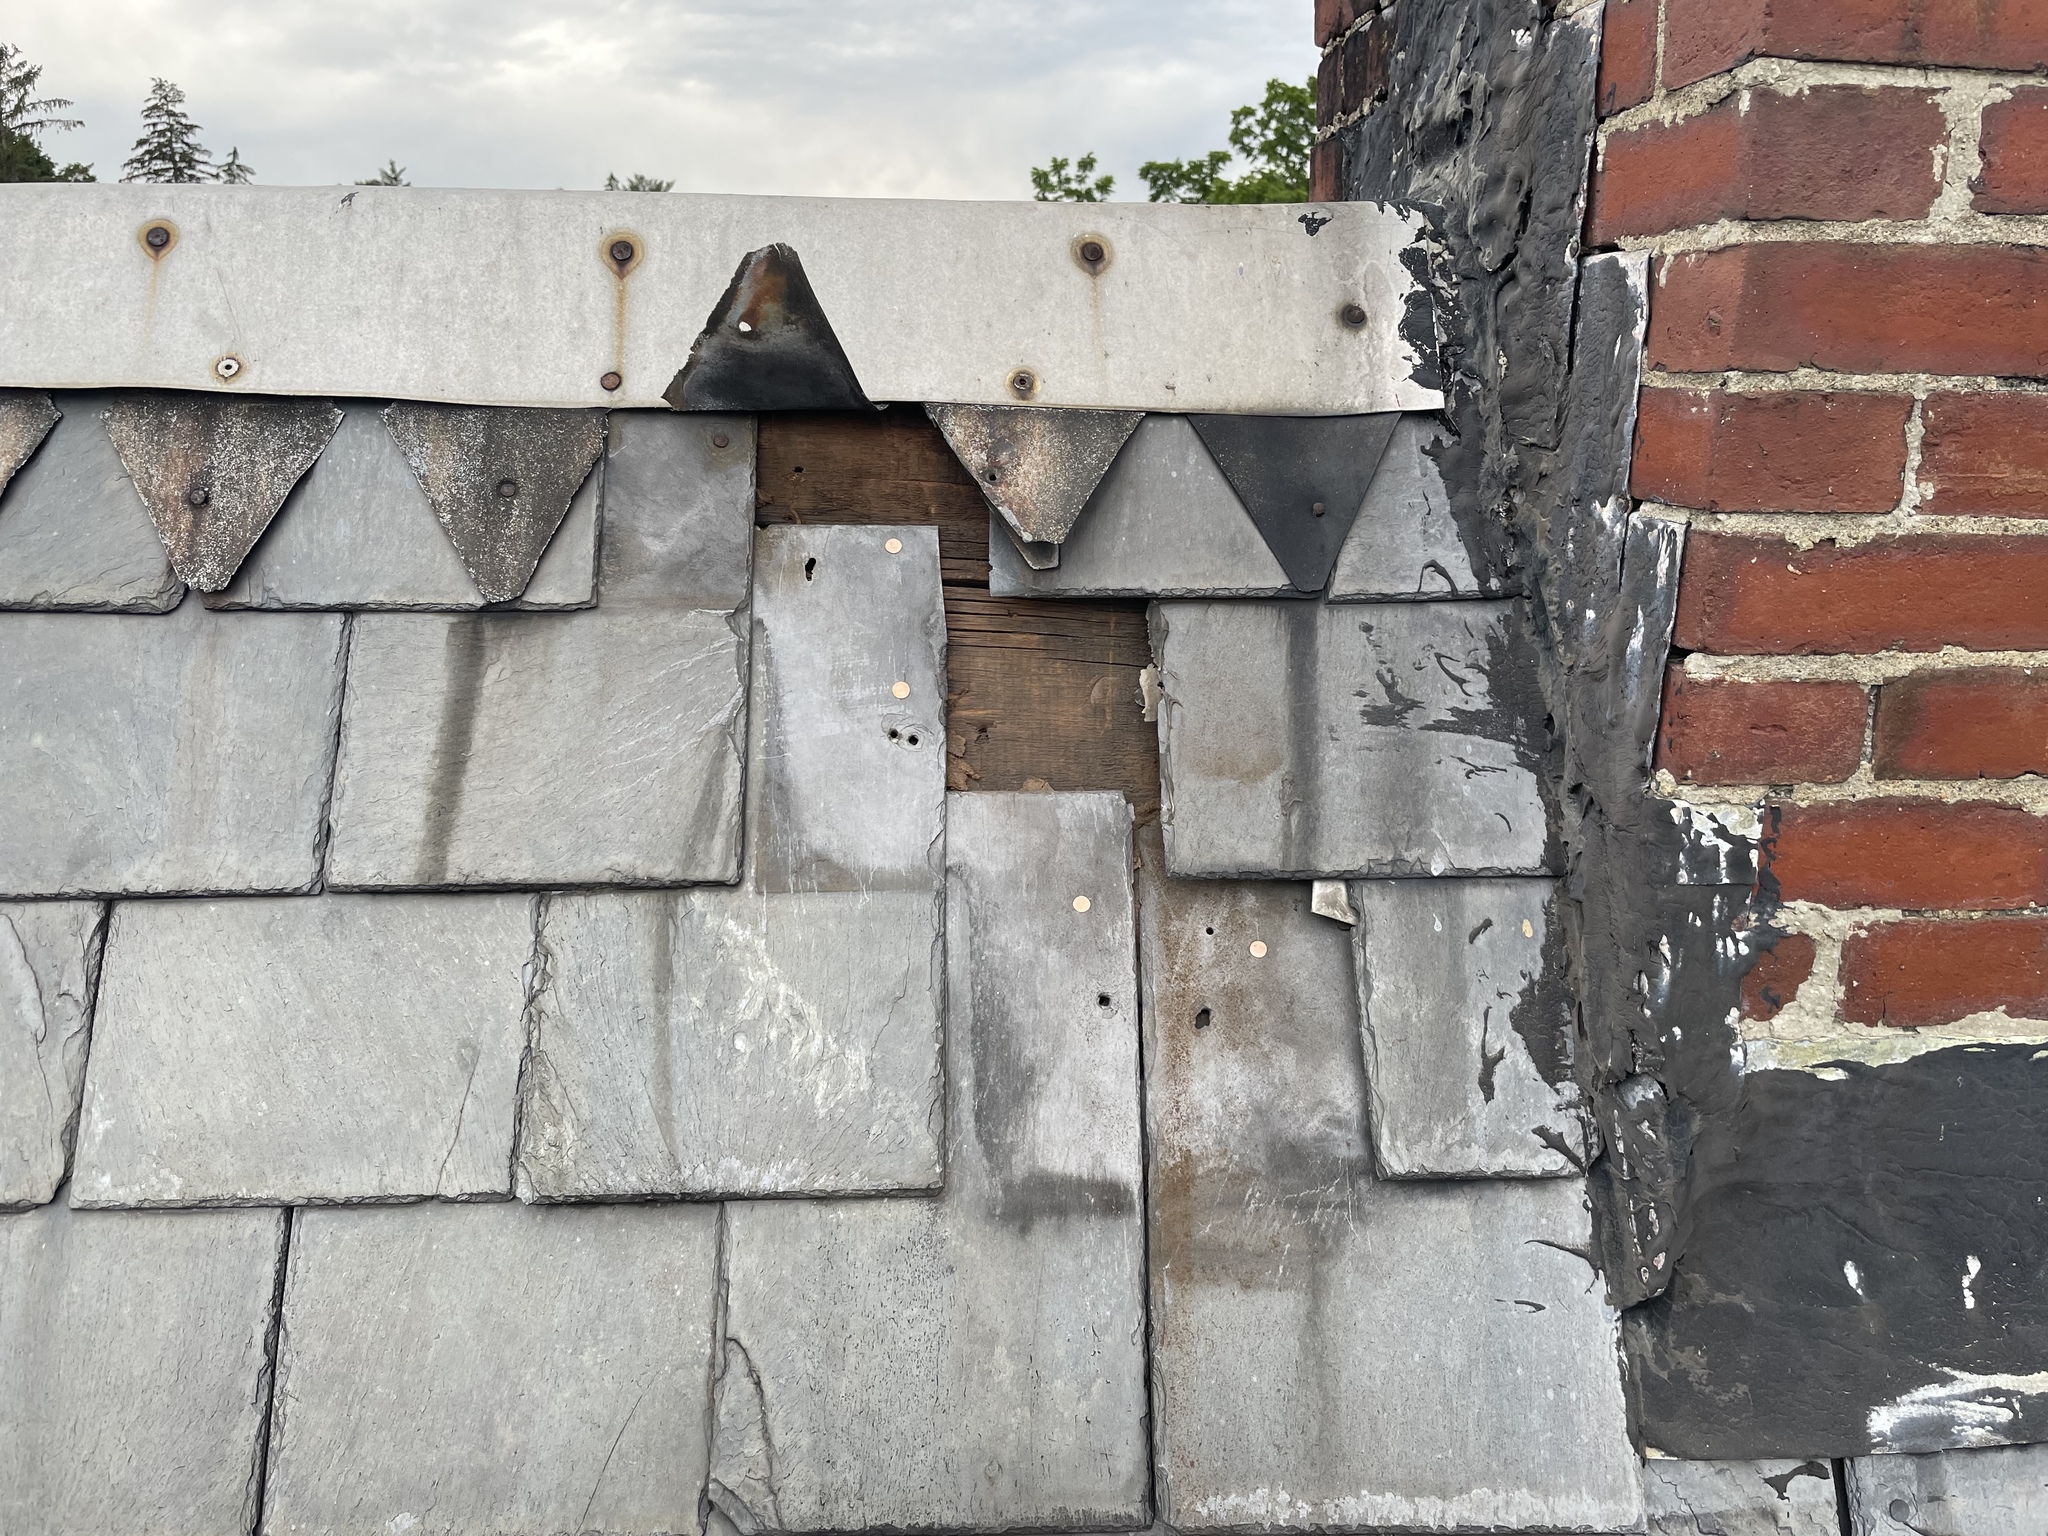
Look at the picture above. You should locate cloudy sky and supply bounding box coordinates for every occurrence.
[12,2,1315,199]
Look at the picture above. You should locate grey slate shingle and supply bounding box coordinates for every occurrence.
[0,1201,286,1536]
[0,393,184,611]
[206,402,598,610]
[1327,414,1508,600]
[1849,1443,2048,1535]
[709,791,1149,1533]
[0,903,103,1210]
[517,524,948,1198]
[1351,877,1589,1178]
[1644,1458,1840,1535]
[261,1201,719,1536]
[0,604,346,898]
[596,411,755,611]
[71,894,532,1207]
[1138,831,1642,1533]
[1152,597,1550,878]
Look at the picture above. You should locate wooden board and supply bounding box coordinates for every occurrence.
[758,412,1160,819]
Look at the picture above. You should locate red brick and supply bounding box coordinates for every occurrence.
[1633,388,1909,513]
[1590,87,1943,242]
[1316,0,1357,48]
[1330,20,1390,119]
[1766,799,2048,911]
[1649,244,2048,378]
[1874,668,2048,780]
[1742,931,1817,1020]
[1599,0,1659,117]
[1311,138,1342,203]
[1664,0,2048,89]
[1841,916,2048,1026]
[1657,668,1867,783]
[1674,534,2048,655]
[1317,45,1342,126]
[1976,89,2048,217]
[1919,394,2048,518]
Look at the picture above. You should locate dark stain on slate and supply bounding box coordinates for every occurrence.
[1507,886,1575,1089]
[415,616,492,886]
[1187,413,1401,593]
[666,244,872,413]
[1280,604,1326,876]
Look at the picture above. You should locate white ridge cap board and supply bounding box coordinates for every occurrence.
[0,186,1441,415]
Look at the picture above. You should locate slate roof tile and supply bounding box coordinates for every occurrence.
[1152,597,1552,879]
[1644,1457,1840,1535]
[0,393,184,611]
[0,604,346,898]
[710,791,1148,1532]
[262,1201,719,1536]
[1849,1442,2048,1534]
[71,894,532,1207]
[1328,413,1511,600]
[0,1201,286,1536]
[1351,877,1589,1178]
[1137,829,1642,1532]
[0,903,104,1210]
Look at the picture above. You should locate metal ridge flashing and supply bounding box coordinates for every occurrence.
[0,186,1444,415]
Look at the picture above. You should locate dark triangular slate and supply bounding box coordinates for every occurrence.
[926,403,1142,550]
[665,243,871,411]
[1188,414,1403,593]
[0,390,59,499]
[384,403,605,603]
[103,394,343,592]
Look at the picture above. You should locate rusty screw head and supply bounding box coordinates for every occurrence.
[145,224,171,251]
[186,486,210,508]
[495,478,518,500]
[600,371,622,392]
[711,432,731,449]
[1008,368,1037,400]
[610,238,636,265]
[1080,240,1105,264]
[213,355,243,381]
[1340,302,1368,329]
[1311,501,1326,517]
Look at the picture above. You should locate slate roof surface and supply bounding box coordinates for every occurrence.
[0,277,1976,1533]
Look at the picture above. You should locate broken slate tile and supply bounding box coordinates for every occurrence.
[0,904,104,1210]
[710,791,1148,1533]
[0,1200,286,1536]
[1849,1443,2048,1536]
[518,524,947,1198]
[0,393,184,611]
[1138,830,1643,1533]
[325,607,747,888]
[1152,598,1552,879]
[987,413,1290,599]
[0,390,57,494]
[0,605,346,898]
[597,409,755,610]
[262,1201,718,1536]
[1328,413,1513,600]
[1350,877,1589,1178]
[206,402,597,610]
[71,894,532,1207]
[1645,1458,1839,1536]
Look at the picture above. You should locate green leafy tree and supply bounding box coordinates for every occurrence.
[1029,152,1113,202]
[216,145,255,184]
[357,159,408,186]
[604,171,673,191]
[1140,77,1315,204]
[1,42,92,182]
[122,78,211,184]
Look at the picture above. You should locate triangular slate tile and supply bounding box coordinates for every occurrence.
[665,244,870,411]
[927,403,1142,551]
[0,390,59,498]
[383,403,605,603]
[102,394,343,592]
[1188,414,1403,593]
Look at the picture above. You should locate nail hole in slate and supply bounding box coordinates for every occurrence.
[888,728,900,740]
[1194,1007,1212,1029]
[906,733,920,746]
[1097,993,1111,1008]
[803,557,816,580]
[1204,926,1214,936]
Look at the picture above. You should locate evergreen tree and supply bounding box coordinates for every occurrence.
[216,145,255,184]
[604,171,672,191]
[1139,77,1315,204]
[357,159,408,186]
[121,78,211,184]
[0,42,91,182]
[1029,153,1113,203]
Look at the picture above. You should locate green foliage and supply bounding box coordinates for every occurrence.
[122,78,211,184]
[1030,152,1113,203]
[604,171,673,191]
[0,41,91,183]
[357,159,408,186]
[1139,76,1315,204]
[216,146,255,184]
